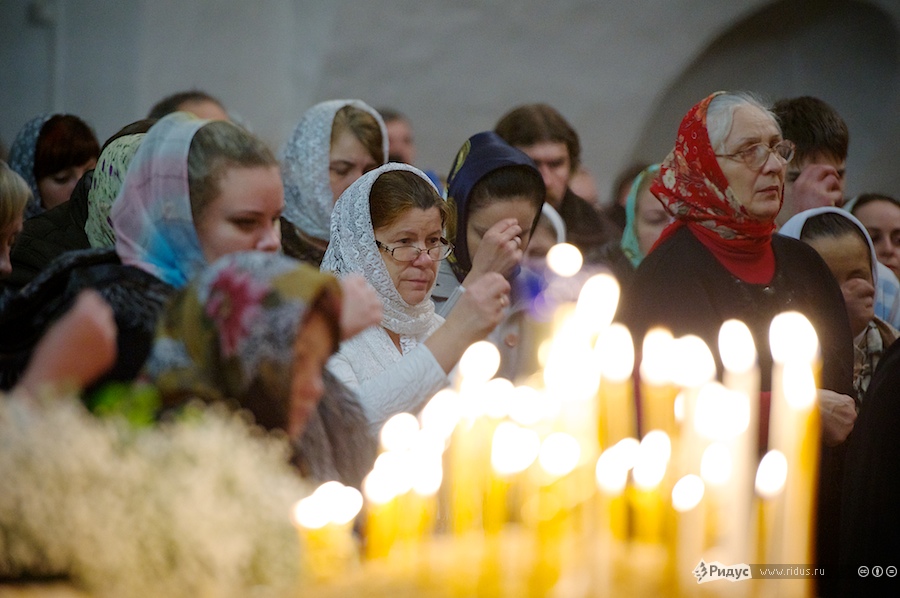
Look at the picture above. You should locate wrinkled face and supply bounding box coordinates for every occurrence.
[0,213,24,278]
[853,199,900,280]
[466,197,538,261]
[386,119,416,164]
[329,129,378,202]
[806,232,874,337]
[194,165,283,263]
[635,187,672,256]
[288,310,334,438]
[715,106,786,221]
[375,206,443,305]
[36,158,96,210]
[516,141,571,208]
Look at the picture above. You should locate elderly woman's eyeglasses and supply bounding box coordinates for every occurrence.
[716,140,796,170]
[376,239,454,262]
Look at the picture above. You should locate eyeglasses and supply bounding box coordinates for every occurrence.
[376,239,454,262]
[715,140,796,170]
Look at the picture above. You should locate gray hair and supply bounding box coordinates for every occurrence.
[706,92,779,153]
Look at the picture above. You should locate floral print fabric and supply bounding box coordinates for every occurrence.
[85,133,146,248]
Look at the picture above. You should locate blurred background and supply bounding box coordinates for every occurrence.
[2,0,898,204]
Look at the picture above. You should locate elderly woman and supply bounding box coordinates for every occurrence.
[281,100,388,265]
[145,251,375,486]
[616,91,854,586]
[322,163,509,432]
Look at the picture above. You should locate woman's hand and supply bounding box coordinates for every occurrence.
[339,274,383,339]
[16,290,118,397]
[425,272,510,373]
[466,219,524,282]
[817,389,857,446]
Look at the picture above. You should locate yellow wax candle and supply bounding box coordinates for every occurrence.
[768,312,820,595]
[640,327,679,437]
[630,430,671,544]
[292,482,363,583]
[672,474,706,597]
[596,324,636,449]
[754,449,788,598]
[362,467,399,560]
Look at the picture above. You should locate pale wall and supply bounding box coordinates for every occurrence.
[2,0,898,202]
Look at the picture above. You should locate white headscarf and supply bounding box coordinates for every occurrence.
[779,206,879,288]
[321,163,445,382]
[281,99,388,242]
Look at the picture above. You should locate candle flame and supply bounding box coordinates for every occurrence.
[755,450,788,498]
[632,431,671,490]
[700,442,733,486]
[694,382,751,440]
[492,422,542,476]
[508,385,547,426]
[538,432,582,477]
[575,273,620,334]
[420,389,461,441]
[769,312,819,365]
[294,482,363,528]
[719,319,757,373]
[380,412,420,452]
[546,243,583,277]
[595,447,629,495]
[670,335,716,387]
[640,328,674,385]
[459,340,501,383]
[782,361,817,410]
[596,323,634,382]
[672,474,705,512]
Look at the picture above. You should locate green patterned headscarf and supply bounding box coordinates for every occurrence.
[144,251,342,434]
[85,133,146,248]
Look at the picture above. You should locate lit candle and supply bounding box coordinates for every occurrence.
[640,328,679,437]
[672,474,706,596]
[292,481,363,582]
[630,430,671,544]
[596,323,636,449]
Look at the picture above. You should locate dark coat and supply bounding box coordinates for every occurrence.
[5,170,93,290]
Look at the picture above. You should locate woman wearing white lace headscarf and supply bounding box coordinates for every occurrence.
[322,163,510,432]
[281,100,388,265]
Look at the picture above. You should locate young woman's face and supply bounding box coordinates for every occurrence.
[194,165,283,263]
[375,206,443,306]
[288,310,334,438]
[329,129,378,202]
[466,197,538,260]
[806,232,874,337]
[36,158,96,210]
[635,187,672,256]
[853,199,900,280]
[0,213,24,278]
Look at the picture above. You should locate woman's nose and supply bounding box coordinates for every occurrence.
[257,223,281,253]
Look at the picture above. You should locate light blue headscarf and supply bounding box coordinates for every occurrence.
[110,112,209,288]
[620,163,661,268]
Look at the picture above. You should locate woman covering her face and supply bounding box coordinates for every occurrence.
[281,100,388,265]
[322,163,509,432]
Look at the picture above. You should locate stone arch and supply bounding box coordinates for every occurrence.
[633,0,900,196]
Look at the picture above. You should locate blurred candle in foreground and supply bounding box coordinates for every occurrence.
[293,482,363,581]
[596,324,636,449]
[640,328,678,436]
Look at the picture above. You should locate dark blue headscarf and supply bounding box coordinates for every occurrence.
[445,131,542,281]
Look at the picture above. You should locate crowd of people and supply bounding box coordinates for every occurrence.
[2,88,899,594]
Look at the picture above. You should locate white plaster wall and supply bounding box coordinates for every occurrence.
[2,0,898,201]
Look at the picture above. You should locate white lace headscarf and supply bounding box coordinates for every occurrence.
[322,164,444,375]
[281,100,388,242]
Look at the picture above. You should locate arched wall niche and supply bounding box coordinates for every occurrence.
[633,0,899,197]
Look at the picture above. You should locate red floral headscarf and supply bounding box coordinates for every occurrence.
[650,92,779,285]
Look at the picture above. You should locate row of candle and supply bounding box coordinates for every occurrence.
[292,253,821,597]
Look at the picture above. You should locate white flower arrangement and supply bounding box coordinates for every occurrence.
[0,393,311,598]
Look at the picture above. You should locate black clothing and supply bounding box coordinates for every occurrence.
[0,248,173,391]
[5,170,93,290]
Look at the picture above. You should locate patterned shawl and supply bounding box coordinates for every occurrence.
[7,114,51,219]
[281,99,388,242]
[650,92,778,284]
[110,112,208,288]
[85,133,146,248]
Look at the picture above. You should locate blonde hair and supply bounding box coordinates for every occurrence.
[0,161,31,229]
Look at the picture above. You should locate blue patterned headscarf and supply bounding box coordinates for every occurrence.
[445,131,543,281]
[110,112,209,288]
[620,163,661,268]
[7,114,51,218]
